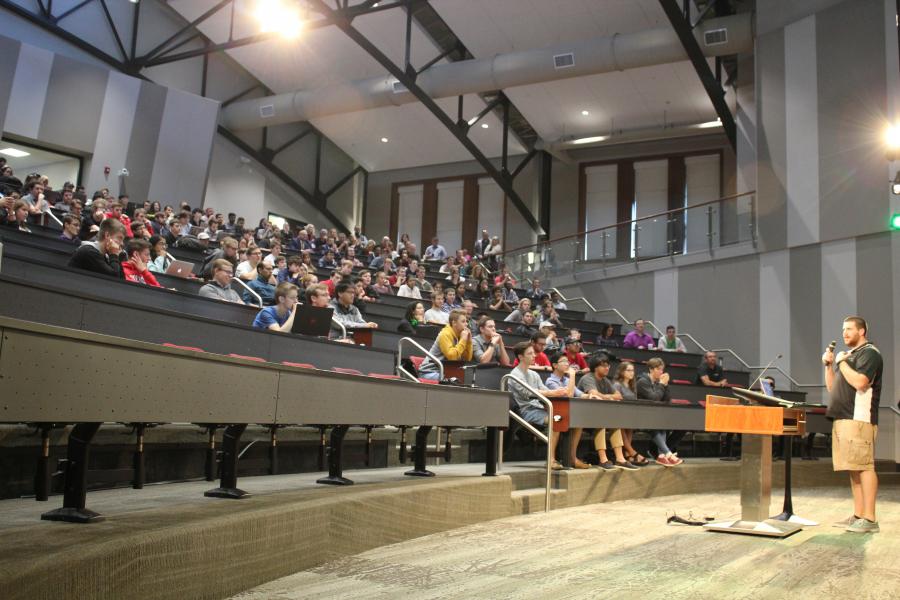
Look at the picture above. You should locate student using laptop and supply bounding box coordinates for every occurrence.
[252,282,300,332]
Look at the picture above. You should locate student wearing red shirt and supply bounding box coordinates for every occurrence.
[512,331,552,371]
[105,200,134,238]
[121,238,161,287]
[563,337,589,374]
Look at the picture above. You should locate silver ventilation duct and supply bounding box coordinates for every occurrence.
[221,14,753,130]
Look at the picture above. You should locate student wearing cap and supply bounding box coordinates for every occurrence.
[563,337,589,374]
[539,320,560,352]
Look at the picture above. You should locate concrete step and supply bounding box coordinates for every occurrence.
[504,467,568,491]
[511,487,568,513]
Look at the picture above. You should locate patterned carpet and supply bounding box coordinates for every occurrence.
[232,486,900,600]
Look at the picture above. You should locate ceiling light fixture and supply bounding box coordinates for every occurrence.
[254,0,303,39]
[696,118,723,129]
[467,117,479,126]
[380,137,389,143]
[481,123,489,129]
[581,110,590,116]
[571,135,608,145]
[0,148,30,158]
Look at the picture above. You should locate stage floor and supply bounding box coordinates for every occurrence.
[232,486,900,600]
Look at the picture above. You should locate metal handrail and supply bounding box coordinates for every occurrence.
[229,277,263,308]
[500,190,757,257]
[397,336,444,382]
[331,318,348,340]
[551,288,824,390]
[500,373,553,513]
[43,209,63,227]
[890,405,900,417]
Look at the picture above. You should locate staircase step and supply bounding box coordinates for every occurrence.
[511,486,567,513]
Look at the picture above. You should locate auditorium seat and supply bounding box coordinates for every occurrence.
[672,379,692,385]
[670,399,692,405]
[332,367,364,376]
[410,356,425,370]
[228,353,266,362]
[163,343,206,353]
[282,361,315,369]
[368,373,402,380]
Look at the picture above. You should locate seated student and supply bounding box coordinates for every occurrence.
[612,361,650,466]
[323,270,342,298]
[278,255,304,285]
[58,214,81,243]
[80,200,106,240]
[130,220,149,240]
[489,287,512,312]
[2,200,32,232]
[236,247,264,282]
[147,235,171,274]
[544,352,591,469]
[504,298,533,323]
[397,300,427,334]
[201,236,240,278]
[472,316,512,366]
[550,290,567,311]
[397,271,422,299]
[636,357,683,466]
[508,341,572,470]
[696,351,728,387]
[657,325,687,353]
[424,291,449,325]
[540,321,560,352]
[417,308,473,381]
[199,259,244,304]
[563,336,589,374]
[539,301,564,328]
[121,238,161,287]
[442,288,462,313]
[354,279,376,308]
[252,282,300,332]
[622,319,655,349]
[596,323,619,348]
[331,281,378,332]
[501,279,519,304]
[105,201,134,238]
[511,332,552,371]
[514,310,539,338]
[371,270,393,296]
[318,248,338,269]
[68,218,126,278]
[244,261,276,305]
[576,353,636,470]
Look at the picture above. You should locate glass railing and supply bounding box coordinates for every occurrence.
[501,191,756,284]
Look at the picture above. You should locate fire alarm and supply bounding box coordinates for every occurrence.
[104,166,111,177]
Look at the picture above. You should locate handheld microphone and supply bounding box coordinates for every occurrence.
[827,340,836,353]
[749,352,783,391]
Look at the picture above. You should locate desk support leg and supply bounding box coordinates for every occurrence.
[399,426,408,462]
[269,426,279,476]
[483,427,498,476]
[204,425,217,482]
[317,426,353,485]
[205,424,250,499]
[41,422,103,523]
[405,426,435,477]
[132,423,146,490]
[34,424,52,501]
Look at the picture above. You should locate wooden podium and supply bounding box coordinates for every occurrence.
[703,395,807,538]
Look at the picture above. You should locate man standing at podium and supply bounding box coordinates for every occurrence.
[823,316,883,534]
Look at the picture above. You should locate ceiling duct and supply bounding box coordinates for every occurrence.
[221,13,752,131]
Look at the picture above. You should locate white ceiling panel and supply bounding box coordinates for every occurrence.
[312,94,526,172]
[431,0,719,141]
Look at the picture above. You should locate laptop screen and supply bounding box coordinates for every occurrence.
[760,379,775,397]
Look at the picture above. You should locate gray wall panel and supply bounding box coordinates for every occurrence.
[0,36,20,128]
[817,0,889,242]
[677,255,760,366]
[759,250,792,383]
[85,70,142,196]
[820,238,857,349]
[3,42,53,139]
[124,81,167,203]
[579,272,654,327]
[38,53,108,152]
[755,29,788,252]
[789,245,822,387]
[856,233,895,408]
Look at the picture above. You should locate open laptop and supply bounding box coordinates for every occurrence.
[291,304,334,337]
[165,260,195,279]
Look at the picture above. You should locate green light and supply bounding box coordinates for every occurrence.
[892,213,900,230]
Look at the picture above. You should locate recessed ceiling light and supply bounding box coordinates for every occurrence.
[581,110,590,116]
[0,148,30,158]
[571,135,608,145]
[380,137,389,143]
[481,123,489,129]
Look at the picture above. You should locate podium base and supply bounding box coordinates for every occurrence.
[703,519,803,538]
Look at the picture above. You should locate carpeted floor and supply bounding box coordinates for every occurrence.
[232,486,900,600]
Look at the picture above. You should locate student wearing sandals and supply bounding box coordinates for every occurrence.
[613,362,651,466]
